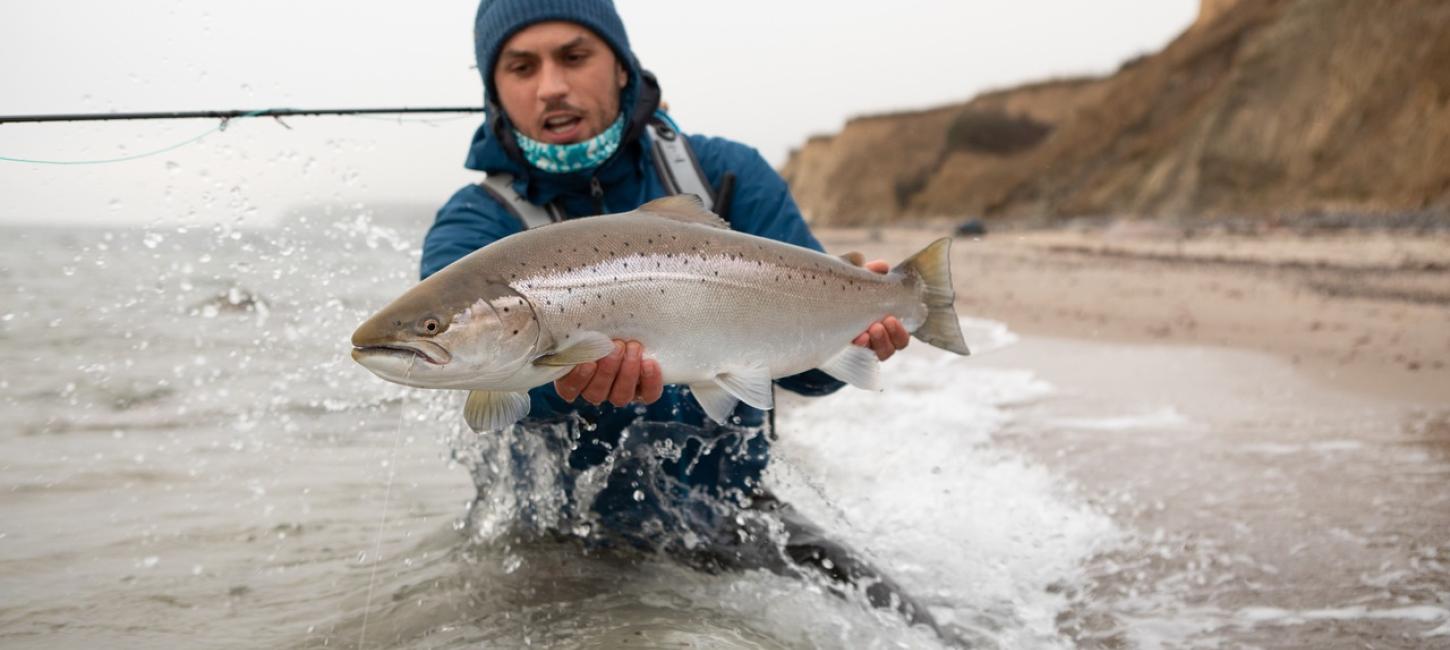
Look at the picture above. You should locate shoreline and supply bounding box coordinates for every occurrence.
[816,225,1450,406]
[816,224,1450,645]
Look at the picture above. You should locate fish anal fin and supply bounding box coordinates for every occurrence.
[533,331,616,367]
[689,382,740,424]
[637,195,728,229]
[713,365,774,410]
[818,345,881,390]
[464,390,532,432]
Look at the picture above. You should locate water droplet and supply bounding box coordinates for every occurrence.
[632,489,645,502]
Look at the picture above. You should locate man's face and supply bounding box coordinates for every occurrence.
[494,21,628,145]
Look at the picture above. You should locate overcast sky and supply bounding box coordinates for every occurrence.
[0,1,1197,226]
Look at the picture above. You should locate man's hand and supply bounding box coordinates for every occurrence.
[554,340,665,407]
[853,260,911,361]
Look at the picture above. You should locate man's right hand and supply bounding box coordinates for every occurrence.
[554,340,665,407]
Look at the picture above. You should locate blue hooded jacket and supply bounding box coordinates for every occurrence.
[421,2,843,526]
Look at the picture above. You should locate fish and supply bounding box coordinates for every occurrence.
[350,195,970,432]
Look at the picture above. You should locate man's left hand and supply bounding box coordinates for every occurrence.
[853,260,911,361]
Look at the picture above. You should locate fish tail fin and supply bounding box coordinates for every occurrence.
[893,237,971,355]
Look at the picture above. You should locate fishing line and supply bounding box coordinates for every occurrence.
[0,109,272,166]
[358,359,413,648]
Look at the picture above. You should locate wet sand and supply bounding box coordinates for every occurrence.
[817,225,1450,647]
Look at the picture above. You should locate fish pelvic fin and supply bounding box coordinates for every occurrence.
[714,365,774,410]
[688,382,740,424]
[464,390,532,432]
[893,237,971,356]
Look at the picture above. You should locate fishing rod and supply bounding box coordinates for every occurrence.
[0,106,486,165]
[0,106,484,125]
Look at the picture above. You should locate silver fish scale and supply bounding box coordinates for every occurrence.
[496,216,926,385]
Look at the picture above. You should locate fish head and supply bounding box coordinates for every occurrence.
[350,276,542,390]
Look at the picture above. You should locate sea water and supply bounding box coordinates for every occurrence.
[0,217,1119,648]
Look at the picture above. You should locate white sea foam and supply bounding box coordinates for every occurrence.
[1046,406,1193,432]
[769,319,1120,647]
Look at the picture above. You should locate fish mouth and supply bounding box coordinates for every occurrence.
[350,340,452,365]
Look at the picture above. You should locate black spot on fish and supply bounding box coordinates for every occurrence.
[503,307,510,313]
[647,239,653,244]
[512,329,519,335]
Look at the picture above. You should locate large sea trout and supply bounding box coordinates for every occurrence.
[351,196,969,432]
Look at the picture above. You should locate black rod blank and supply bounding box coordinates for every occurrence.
[0,107,484,125]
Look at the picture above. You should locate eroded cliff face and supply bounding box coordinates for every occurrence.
[782,0,1450,225]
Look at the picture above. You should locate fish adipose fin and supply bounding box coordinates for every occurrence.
[532,331,616,367]
[713,365,774,410]
[637,195,729,229]
[818,345,881,390]
[688,382,740,424]
[894,237,971,356]
[838,251,865,267]
[464,390,532,432]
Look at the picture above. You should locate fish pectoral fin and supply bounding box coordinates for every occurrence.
[713,365,774,410]
[688,382,740,424]
[637,195,729,228]
[463,390,532,433]
[532,331,616,367]
[818,345,881,390]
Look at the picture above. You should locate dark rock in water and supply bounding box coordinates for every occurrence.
[189,287,270,318]
[954,219,987,238]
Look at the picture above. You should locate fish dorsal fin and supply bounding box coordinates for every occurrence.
[839,251,865,267]
[464,390,532,432]
[637,195,728,229]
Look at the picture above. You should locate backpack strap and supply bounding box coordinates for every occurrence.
[646,118,716,213]
[478,173,563,230]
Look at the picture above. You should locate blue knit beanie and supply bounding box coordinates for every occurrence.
[473,0,637,103]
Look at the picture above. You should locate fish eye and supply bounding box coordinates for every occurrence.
[418,317,443,336]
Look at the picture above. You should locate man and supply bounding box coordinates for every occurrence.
[423,0,945,636]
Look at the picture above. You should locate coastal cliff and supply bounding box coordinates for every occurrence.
[781,0,1450,225]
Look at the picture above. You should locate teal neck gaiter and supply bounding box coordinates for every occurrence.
[513,115,625,174]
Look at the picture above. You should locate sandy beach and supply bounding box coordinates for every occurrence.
[817,224,1450,647]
